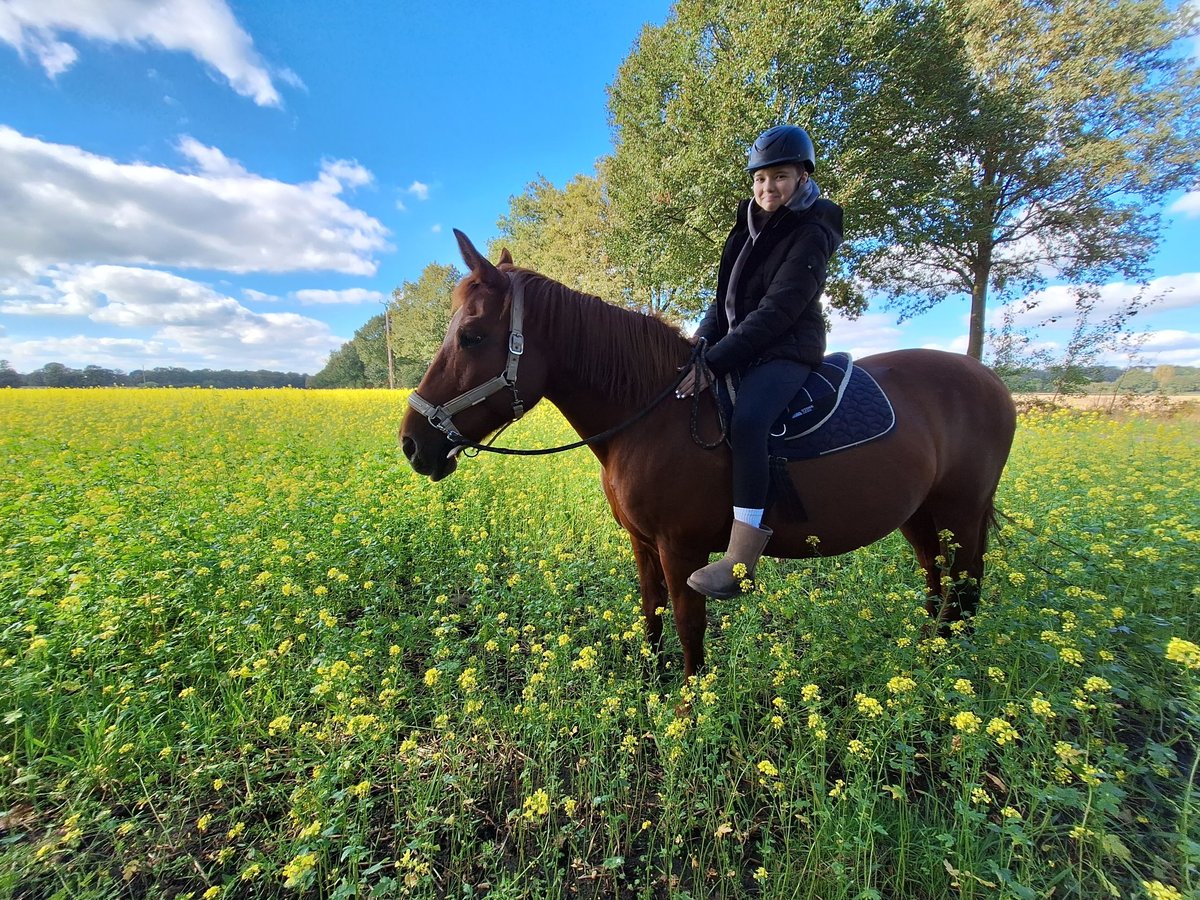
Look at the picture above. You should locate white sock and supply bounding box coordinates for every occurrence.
[733,507,764,528]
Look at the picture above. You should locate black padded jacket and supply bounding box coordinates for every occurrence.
[695,195,843,376]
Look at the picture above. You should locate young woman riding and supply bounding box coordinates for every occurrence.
[676,124,844,599]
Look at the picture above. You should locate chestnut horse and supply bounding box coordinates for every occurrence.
[401,231,1017,678]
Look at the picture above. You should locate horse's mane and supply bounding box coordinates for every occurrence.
[513,268,692,406]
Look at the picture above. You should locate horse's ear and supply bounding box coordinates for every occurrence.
[454,229,506,290]
[498,247,513,266]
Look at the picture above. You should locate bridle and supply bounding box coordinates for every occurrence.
[407,274,528,443]
[406,272,723,457]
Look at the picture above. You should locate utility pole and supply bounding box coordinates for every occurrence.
[382,298,395,389]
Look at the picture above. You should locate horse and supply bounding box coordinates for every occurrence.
[401,230,1017,679]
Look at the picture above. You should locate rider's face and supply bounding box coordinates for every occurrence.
[753,165,805,213]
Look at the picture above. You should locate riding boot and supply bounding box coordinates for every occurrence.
[687,520,774,599]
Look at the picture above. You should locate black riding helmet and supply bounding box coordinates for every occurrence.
[746,125,816,174]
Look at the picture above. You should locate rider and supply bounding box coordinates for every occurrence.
[677,124,844,599]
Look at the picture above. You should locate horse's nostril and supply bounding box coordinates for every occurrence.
[401,436,416,462]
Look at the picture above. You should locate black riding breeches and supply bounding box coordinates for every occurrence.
[729,359,812,509]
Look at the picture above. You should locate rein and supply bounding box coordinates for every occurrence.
[408,273,724,457]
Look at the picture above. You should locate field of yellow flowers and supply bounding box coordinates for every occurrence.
[1,389,1197,899]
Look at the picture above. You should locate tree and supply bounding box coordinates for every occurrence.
[872,0,1200,358]
[604,0,972,322]
[489,176,656,314]
[0,360,22,388]
[389,263,461,388]
[308,343,367,388]
[350,314,391,387]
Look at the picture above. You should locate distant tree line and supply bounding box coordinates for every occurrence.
[1000,365,1200,395]
[0,360,306,389]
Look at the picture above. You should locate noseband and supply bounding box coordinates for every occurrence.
[407,274,527,442]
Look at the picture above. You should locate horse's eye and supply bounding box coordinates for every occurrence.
[458,330,485,349]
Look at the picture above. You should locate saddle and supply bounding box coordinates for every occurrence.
[716,353,896,458]
[714,353,896,518]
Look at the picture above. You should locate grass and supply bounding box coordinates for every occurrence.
[1,389,1197,899]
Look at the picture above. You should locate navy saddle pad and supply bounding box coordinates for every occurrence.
[716,353,896,459]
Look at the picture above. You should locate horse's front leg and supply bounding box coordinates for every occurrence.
[659,544,712,679]
[628,534,668,658]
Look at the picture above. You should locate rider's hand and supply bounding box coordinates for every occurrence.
[675,365,711,399]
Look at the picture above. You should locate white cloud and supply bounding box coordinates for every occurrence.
[0,126,390,277]
[1169,191,1200,217]
[292,288,385,305]
[0,265,341,372]
[431,223,442,234]
[0,0,296,106]
[991,272,1200,329]
[407,180,430,201]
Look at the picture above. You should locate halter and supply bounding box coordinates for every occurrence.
[407,274,527,442]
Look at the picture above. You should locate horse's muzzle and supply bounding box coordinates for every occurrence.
[400,432,458,482]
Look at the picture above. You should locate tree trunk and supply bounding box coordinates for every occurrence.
[967,242,993,361]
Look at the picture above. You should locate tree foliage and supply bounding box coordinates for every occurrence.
[308,344,367,388]
[604,0,971,322]
[872,0,1200,358]
[603,0,1199,358]
[489,175,648,309]
[389,262,461,388]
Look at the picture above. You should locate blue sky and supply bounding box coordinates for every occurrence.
[1,0,1197,375]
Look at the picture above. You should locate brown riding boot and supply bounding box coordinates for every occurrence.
[687,520,774,599]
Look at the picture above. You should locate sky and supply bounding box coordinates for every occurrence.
[1,0,1198,376]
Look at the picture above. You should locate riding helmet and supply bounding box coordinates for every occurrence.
[746,125,816,174]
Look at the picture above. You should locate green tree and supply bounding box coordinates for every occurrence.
[350,314,391,387]
[308,343,367,388]
[489,176,654,314]
[389,263,461,388]
[0,360,22,388]
[873,0,1200,358]
[604,0,971,322]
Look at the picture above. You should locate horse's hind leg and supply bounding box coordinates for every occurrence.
[901,502,991,626]
[899,507,948,622]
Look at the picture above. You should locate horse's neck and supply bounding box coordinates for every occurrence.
[526,280,688,457]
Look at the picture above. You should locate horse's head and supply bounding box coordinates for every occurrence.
[400,230,548,481]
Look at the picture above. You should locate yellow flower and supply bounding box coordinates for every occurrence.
[1165,637,1200,670]
[887,675,916,694]
[457,667,478,692]
[282,852,318,888]
[521,788,551,821]
[801,683,821,703]
[953,678,975,696]
[423,667,441,687]
[756,759,779,778]
[950,711,981,734]
[268,714,292,735]
[854,693,883,718]
[1142,880,1183,900]
[986,717,1020,746]
[1030,695,1056,718]
[297,819,321,840]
